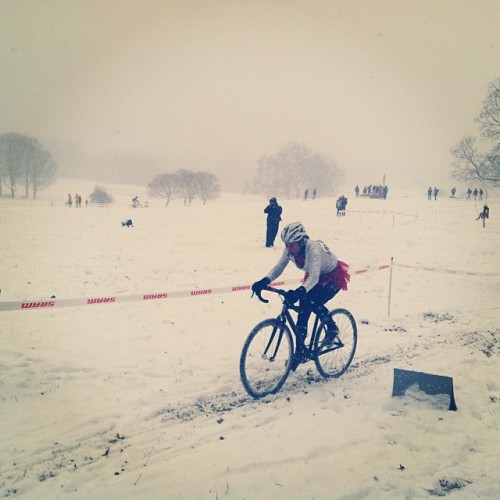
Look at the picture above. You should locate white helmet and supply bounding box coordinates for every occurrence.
[281,222,308,243]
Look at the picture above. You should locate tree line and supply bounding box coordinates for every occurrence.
[3,76,498,204]
[147,169,221,206]
[0,132,57,199]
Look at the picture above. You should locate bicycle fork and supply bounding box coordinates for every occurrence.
[262,320,287,362]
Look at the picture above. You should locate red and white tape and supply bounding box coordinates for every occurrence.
[349,210,413,217]
[0,264,389,312]
[353,264,391,274]
[0,280,286,312]
[2,262,495,312]
[394,263,499,277]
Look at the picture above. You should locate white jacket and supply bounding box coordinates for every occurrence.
[266,239,338,292]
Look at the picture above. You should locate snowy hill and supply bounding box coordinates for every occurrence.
[1,180,499,498]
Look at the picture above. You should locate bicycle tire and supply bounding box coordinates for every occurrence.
[314,308,357,378]
[240,318,294,399]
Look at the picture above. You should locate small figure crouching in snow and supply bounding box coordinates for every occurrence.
[121,219,134,227]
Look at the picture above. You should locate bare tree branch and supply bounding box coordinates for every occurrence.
[451,78,500,185]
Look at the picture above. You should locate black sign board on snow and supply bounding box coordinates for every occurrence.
[392,368,458,411]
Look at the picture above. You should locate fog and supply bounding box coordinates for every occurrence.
[1,0,499,191]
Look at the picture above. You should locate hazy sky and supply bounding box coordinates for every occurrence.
[2,0,499,190]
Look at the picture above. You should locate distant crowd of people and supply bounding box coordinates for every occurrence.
[64,194,153,208]
[430,187,485,200]
[66,193,85,207]
[303,188,317,200]
[427,187,439,200]
[260,179,493,247]
[466,188,484,200]
[355,185,388,199]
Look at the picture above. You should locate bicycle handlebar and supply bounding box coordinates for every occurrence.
[253,286,286,304]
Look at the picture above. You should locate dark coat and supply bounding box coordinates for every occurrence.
[264,201,282,222]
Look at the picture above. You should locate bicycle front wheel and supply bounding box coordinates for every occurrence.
[314,308,357,378]
[240,319,294,399]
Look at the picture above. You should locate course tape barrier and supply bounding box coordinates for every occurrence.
[2,262,496,313]
[394,263,500,277]
[0,264,391,312]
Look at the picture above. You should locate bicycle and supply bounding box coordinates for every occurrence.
[240,286,358,399]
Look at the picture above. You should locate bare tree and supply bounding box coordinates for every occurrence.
[196,171,221,204]
[250,154,283,197]
[250,141,343,198]
[176,169,197,205]
[147,172,179,206]
[0,132,28,197]
[451,78,500,185]
[23,141,57,199]
[451,136,499,184]
[477,78,500,140]
[0,133,57,198]
[147,169,221,206]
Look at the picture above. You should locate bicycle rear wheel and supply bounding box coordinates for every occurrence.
[240,319,293,399]
[314,308,357,378]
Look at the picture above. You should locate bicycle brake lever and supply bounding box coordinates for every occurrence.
[255,288,269,303]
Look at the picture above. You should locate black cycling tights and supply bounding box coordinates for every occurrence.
[296,283,340,343]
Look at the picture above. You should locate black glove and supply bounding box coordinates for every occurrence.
[285,286,306,304]
[252,277,271,294]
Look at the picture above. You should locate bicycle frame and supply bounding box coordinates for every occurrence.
[256,287,334,359]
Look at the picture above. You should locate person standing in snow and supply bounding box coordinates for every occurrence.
[336,196,347,216]
[476,205,489,227]
[340,195,347,215]
[264,197,283,247]
[251,222,350,367]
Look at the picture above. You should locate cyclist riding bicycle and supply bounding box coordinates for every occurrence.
[252,222,350,359]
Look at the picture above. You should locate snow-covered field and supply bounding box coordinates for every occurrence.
[1,180,499,499]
